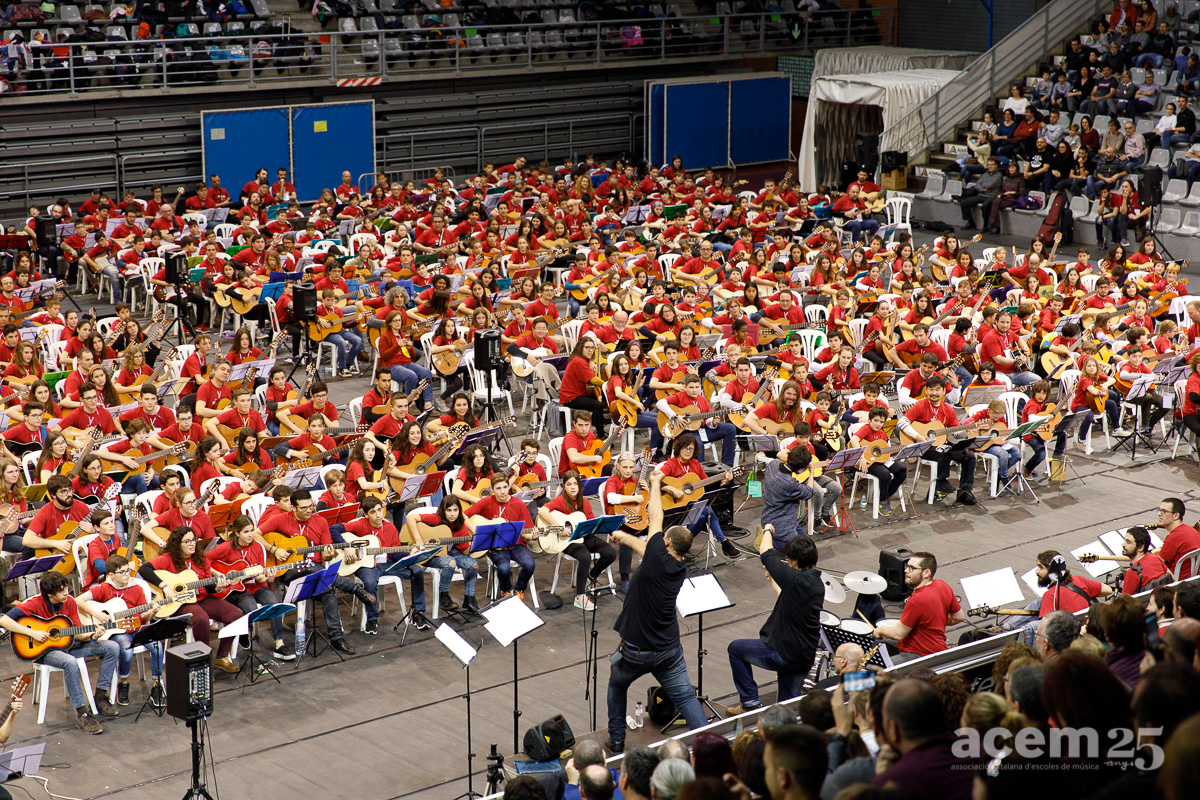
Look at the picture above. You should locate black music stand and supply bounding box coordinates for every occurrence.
[226,603,294,685]
[283,561,342,666]
[662,572,733,731]
[481,594,545,753]
[133,614,194,721]
[566,514,627,731]
[7,555,64,588]
[436,623,483,800]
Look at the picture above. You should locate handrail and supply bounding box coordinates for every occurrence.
[0,7,897,101]
[478,113,639,174]
[5,154,120,210]
[880,0,1103,168]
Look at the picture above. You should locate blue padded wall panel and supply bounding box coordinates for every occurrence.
[664,83,729,171]
[291,102,374,202]
[648,83,666,167]
[729,77,791,164]
[201,108,290,197]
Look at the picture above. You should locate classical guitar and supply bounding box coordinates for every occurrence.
[98,443,187,482]
[213,282,264,315]
[80,597,167,636]
[610,446,653,533]
[10,613,138,661]
[575,420,628,479]
[0,676,30,727]
[142,479,223,563]
[531,510,588,555]
[263,536,369,568]
[0,503,37,536]
[208,561,291,599]
[392,429,468,491]
[660,466,748,511]
[336,534,475,577]
[431,336,472,376]
[609,369,647,426]
[149,565,265,616]
[657,404,743,439]
[116,343,181,404]
[898,419,991,448]
[727,367,780,429]
[967,605,1037,618]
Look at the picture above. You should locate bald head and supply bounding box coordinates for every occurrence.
[1164,618,1200,669]
[835,643,864,674]
[580,765,614,800]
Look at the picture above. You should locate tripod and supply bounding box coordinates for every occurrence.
[479,357,515,460]
[183,718,215,800]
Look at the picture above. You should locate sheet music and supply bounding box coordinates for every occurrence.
[435,623,478,666]
[1072,542,1120,577]
[960,567,1025,611]
[481,595,544,647]
[1099,527,1164,554]
[676,573,733,617]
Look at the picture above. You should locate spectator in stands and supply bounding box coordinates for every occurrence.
[1043,139,1076,193]
[1086,147,1129,198]
[1013,107,1041,156]
[1035,609,1079,659]
[872,679,973,800]
[1040,109,1066,147]
[1101,118,1127,153]
[1000,84,1029,116]
[1177,52,1200,96]
[1064,36,1093,78]
[992,109,1020,159]
[1147,101,1178,149]
[1022,137,1053,189]
[579,766,615,800]
[1113,70,1140,115]
[1006,663,1048,727]
[691,732,736,781]
[1170,140,1200,188]
[1083,64,1119,115]
[1138,21,1177,69]
[650,759,692,800]
[1048,72,1071,112]
[1100,594,1148,687]
[762,725,826,800]
[619,748,660,800]
[1041,652,1137,790]
[1101,40,1129,75]
[985,161,1026,234]
[1120,120,1148,169]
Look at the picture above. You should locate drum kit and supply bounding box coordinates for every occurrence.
[814,569,892,677]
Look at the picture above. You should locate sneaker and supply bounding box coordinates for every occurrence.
[213,656,241,674]
[272,642,297,661]
[619,579,630,595]
[239,634,251,649]
[514,590,526,601]
[603,738,625,755]
[76,710,103,735]
[879,500,892,517]
[1112,427,1132,437]
[574,594,596,611]
[957,489,977,506]
[116,683,130,706]
[364,618,379,635]
[331,637,356,654]
[934,480,954,499]
[149,684,165,710]
[411,611,433,631]
[721,539,739,558]
[95,696,121,717]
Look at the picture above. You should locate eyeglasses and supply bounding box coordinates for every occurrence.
[904,564,920,572]
[181,537,197,544]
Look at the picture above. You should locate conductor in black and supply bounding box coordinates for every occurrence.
[605,470,708,755]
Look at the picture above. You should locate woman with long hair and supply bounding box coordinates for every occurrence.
[226,326,261,366]
[428,392,477,437]
[1181,351,1200,443]
[451,444,494,505]
[1069,356,1125,450]
[112,316,157,366]
[0,458,27,552]
[404,494,480,614]
[429,317,472,410]
[345,437,387,502]
[2,340,42,384]
[223,428,273,476]
[536,470,616,610]
[607,352,663,451]
[559,337,608,436]
[85,332,116,364]
[113,346,153,400]
[189,435,225,488]
[139,524,243,673]
[36,432,71,484]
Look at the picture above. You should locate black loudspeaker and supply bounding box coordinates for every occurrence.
[33,217,56,247]
[840,162,859,191]
[522,714,575,761]
[1141,166,1164,206]
[879,547,913,602]
[880,150,908,173]
[164,642,213,721]
[293,282,318,318]
[646,686,677,725]
[855,132,881,174]
[165,251,188,285]
[474,328,504,371]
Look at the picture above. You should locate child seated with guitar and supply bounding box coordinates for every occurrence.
[536,470,615,612]
[404,496,480,617]
[657,436,739,559]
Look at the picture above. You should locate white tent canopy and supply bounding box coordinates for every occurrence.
[812,46,976,84]
[798,68,959,192]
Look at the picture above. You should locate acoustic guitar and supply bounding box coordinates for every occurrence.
[657,404,742,439]
[431,336,472,376]
[263,536,369,568]
[897,419,990,448]
[726,367,779,429]
[967,606,1037,618]
[336,534,475,577]
[0,676,30,725]
[149,565,265,616]
[574,421,628,479]
[213,283,263,315]
[98,443,187,482]
[530,510,588,555]
[208,560,291,599]
[0,503,36,536]
[307,306,368,342]
[116,343,180,404]
[79,597,167,636]
[410,520,475,555]
[660,465,747,511]
[610,446,654,533]
[609,370,647,426]
[10,613,138,661]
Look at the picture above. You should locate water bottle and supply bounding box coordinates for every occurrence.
[295,631,305,655]
[634,701,645,728]
[626,713,638,730]
[859,495,868,510]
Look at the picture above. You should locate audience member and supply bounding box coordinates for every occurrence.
[620,748,661,800]
[691,732,737,781]
[650,759,694,800]
[1036,610,1080,658]
[872,679,974,800]
[764,724,828,800]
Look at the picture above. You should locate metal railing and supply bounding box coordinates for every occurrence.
[0,7,896,100]
[880,0,1104,166]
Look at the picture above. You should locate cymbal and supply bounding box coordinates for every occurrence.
[821,571,846,604]
[844,570,888,595]
[820,610,840,627]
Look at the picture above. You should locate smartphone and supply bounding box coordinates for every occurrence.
[841,669,876,693]
[1145,611,1162,650]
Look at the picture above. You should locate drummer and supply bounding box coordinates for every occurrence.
[871,551,963,662]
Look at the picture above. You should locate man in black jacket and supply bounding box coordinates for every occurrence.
[725,530,824,715]
[956,157,1003,231]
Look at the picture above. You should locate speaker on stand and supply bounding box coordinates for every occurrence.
[879,547,913,602]
[32,217,57,248]
[287,282,321,386]
[855,132,881,177]
[473,328,513,458]
[165,642,217,800]
[1140,166,1175,260]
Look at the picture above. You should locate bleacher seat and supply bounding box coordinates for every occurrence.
[932,179,962,203]
[1149,148,1171,170]
[340,17,359,36]
[1163,178,1188,204]
[1178,210,1200,235]
[1181,183,1200,207]
[250,0,272,18]
[1160,208,1183,232]
[1013,191,1046,214]
[60,6,83,24]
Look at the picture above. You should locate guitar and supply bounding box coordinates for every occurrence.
[1078,552,1134,564]
[727,368,780,429]
[574,421,628,479]
[369,378,430,417]
[430,336,472,376]
[114,507,145,570]
[208,561,291,599]
[609,369,647,426]
[506,476,560,499]
[143,479,223,563]
[897,418,992,448]
[307,306,368,342]
[653,364,692,400]
[213,283,263,315]
[0,676,30,727]
[928,233,982,283]
[336,534,475,576]
[756,321,821,348]
[228,331,287,394]
[657,404,743,439]
[116,344,181,404]
[610,446,654,533]
[1039,331,1092,380]
[510,345,558,378]
[280,437,361,468]
[428,415,517,444]
[149,565,265,616]
[262,535,369,568]
[10,613,139,661]
[660,466,748,511]
[365,454,395,501]
[79,597,167,636]
[967,606,1037,618]
[0,503,37,536]
[391,429,468,492]
[98,443,187,482]
[531,510,588,555]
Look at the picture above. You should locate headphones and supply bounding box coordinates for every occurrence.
[1047,554,1069,583]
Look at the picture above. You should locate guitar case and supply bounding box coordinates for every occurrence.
[542,592,563,610]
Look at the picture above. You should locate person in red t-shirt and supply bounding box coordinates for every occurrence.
[405,496,480,615]
[536,471,615,610]
[1157,497,1200,580]
[465,474,535,596]
[657,436,739,557]
[77,552,164,704]
[1034,551,1111,618]
[337,496,431,634]
[847,406,908,515]
[897,375,979,503]
[1119,526,1170,594]
[872,551,964,657]
[655,373,738,467]
[559,338,608,436]
[0,571,121,728]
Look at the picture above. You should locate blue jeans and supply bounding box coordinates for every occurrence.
[959,162,986,181]
[121,471,158,497]
[691,422,738,467]
[689,506,726,543]
[428,552,479,598]
[981,444,1020,482]
[1007,370,1039,387]
[634,410,665,452]
[488,544,536,592]
[110,633,162,679]
[1076,398,1120,440]
[325,331,363,370]
[42,641,120,710]
[358,557,426,622]
[607,642,707,741]
[843,219,879,242]
[727,638,809,707]
[390,363,434,406]
[1024,433,1066,472]
[1166,133,1193,149]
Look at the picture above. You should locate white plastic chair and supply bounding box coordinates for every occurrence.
[1174,548,1200,581]
[848,469,907,519]
[877,196,913,240]
[32,658,99,724]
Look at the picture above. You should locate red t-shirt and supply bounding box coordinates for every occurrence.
[1037,575,1105,617]
[898,579,960,655]
[1159,524,1200,579]
[148,554,214,601]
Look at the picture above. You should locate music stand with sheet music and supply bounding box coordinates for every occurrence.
[1111,374,1165,458]
[481,594,545,752]
[132,614,193,720]
[662,572,734,730]
[436,623,484,800]
[219,603,295,685]
[283,466,325,493]
[457,426,503,458]
[824,446,868,536]
[283,561,342,664]
[0,743,44,783]
[997,418,1047,501]
[382,548,439,644]
[471,521,523,554]
[206,499,246,533]
[393,472,446,504]
[8,555,64,598]
[317,502,361,527]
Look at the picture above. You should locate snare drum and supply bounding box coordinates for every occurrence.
[820,610,840,627]
[839,619,873,636]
